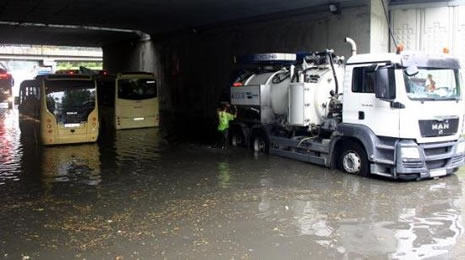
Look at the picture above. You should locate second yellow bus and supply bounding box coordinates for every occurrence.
[97,72,159,130]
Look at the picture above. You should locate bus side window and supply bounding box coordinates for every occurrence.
[19,88,24,105]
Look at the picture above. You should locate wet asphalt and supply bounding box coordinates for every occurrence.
[0,106,465,259]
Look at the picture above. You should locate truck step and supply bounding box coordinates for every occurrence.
[376,144,395,151]
[374,158,395,165]
[270,148,327,166]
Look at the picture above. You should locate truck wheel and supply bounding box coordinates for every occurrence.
[231,131,243,147]
[338,141,369,177]
[253,134,269,153]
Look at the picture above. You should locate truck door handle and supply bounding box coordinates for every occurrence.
[358,111,365,120]
[390,101,406,109]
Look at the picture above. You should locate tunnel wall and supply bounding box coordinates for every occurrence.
[104,3,379,141]
[159,5,372,115]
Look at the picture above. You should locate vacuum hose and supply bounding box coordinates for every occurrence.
[327,50,339,95]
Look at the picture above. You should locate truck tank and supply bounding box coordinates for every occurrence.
[288,66,344,127]
[231,64,344,128]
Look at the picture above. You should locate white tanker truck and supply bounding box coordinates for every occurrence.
[228,38,465,180]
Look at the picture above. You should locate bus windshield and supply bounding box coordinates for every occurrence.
[117,78,157,100]
[404,68,461,101]
[45,80,96,124]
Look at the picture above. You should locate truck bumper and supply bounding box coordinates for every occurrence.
[393,138,465,180]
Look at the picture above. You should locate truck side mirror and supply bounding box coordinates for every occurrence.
[375,66,396,100]
[405,66,419,77]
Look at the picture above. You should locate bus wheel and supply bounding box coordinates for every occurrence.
[252,134,269,153]
[231,130,244,147]
[338,141,369,177]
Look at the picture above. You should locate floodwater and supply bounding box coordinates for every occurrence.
[1,107,465,260]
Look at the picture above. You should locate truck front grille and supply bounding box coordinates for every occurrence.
[421,141,456,170]
[424,147,450,156]
[403,161,424,168]
[419,119,459,137]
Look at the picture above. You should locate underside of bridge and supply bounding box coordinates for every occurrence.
[0,0,405,136]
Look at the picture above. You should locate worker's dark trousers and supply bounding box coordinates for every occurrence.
[218,129,228,148]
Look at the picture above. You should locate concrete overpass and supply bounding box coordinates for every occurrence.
[0,45,102,61]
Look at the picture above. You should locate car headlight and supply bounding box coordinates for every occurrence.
[456,142,465,154]
[401,147,421,159]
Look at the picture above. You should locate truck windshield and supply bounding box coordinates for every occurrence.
[404,68,461,101]
[45,80,96,124]
[117,78,157,100]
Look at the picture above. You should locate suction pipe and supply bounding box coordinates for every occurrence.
[345,37,357,56]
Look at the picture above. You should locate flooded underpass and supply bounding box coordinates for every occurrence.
[1,107,465,259]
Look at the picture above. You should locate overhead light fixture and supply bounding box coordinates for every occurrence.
[329,3,340,14]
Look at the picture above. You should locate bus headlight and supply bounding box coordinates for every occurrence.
[401,147,421,160]
[456,142,465,154]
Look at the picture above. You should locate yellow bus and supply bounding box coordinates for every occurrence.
[97,72,159,129]
[18,74,99,145]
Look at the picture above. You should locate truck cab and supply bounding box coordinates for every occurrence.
[342,52,465,179]
[229,48,465,180]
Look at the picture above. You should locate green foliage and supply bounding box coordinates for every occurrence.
[56,61,103,70]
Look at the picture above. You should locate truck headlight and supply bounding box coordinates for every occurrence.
[456,142,465,154]
[401,147,421,159]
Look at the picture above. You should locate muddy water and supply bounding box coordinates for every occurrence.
[0,108,465,259]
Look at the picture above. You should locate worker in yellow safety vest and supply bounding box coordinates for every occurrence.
[217,104,237,149]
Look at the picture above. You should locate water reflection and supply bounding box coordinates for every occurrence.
[217,162,232,188]
[0,107,164,188]
[111,128,162,175]
[254,172,464,259]
[0,108,22,185]
[41,144,101,188]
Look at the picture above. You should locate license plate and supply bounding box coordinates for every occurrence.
[64,123,80,128]
[430,169,447,177]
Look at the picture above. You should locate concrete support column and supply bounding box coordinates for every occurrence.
[103,40,156,73]
[369,0,390,53]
